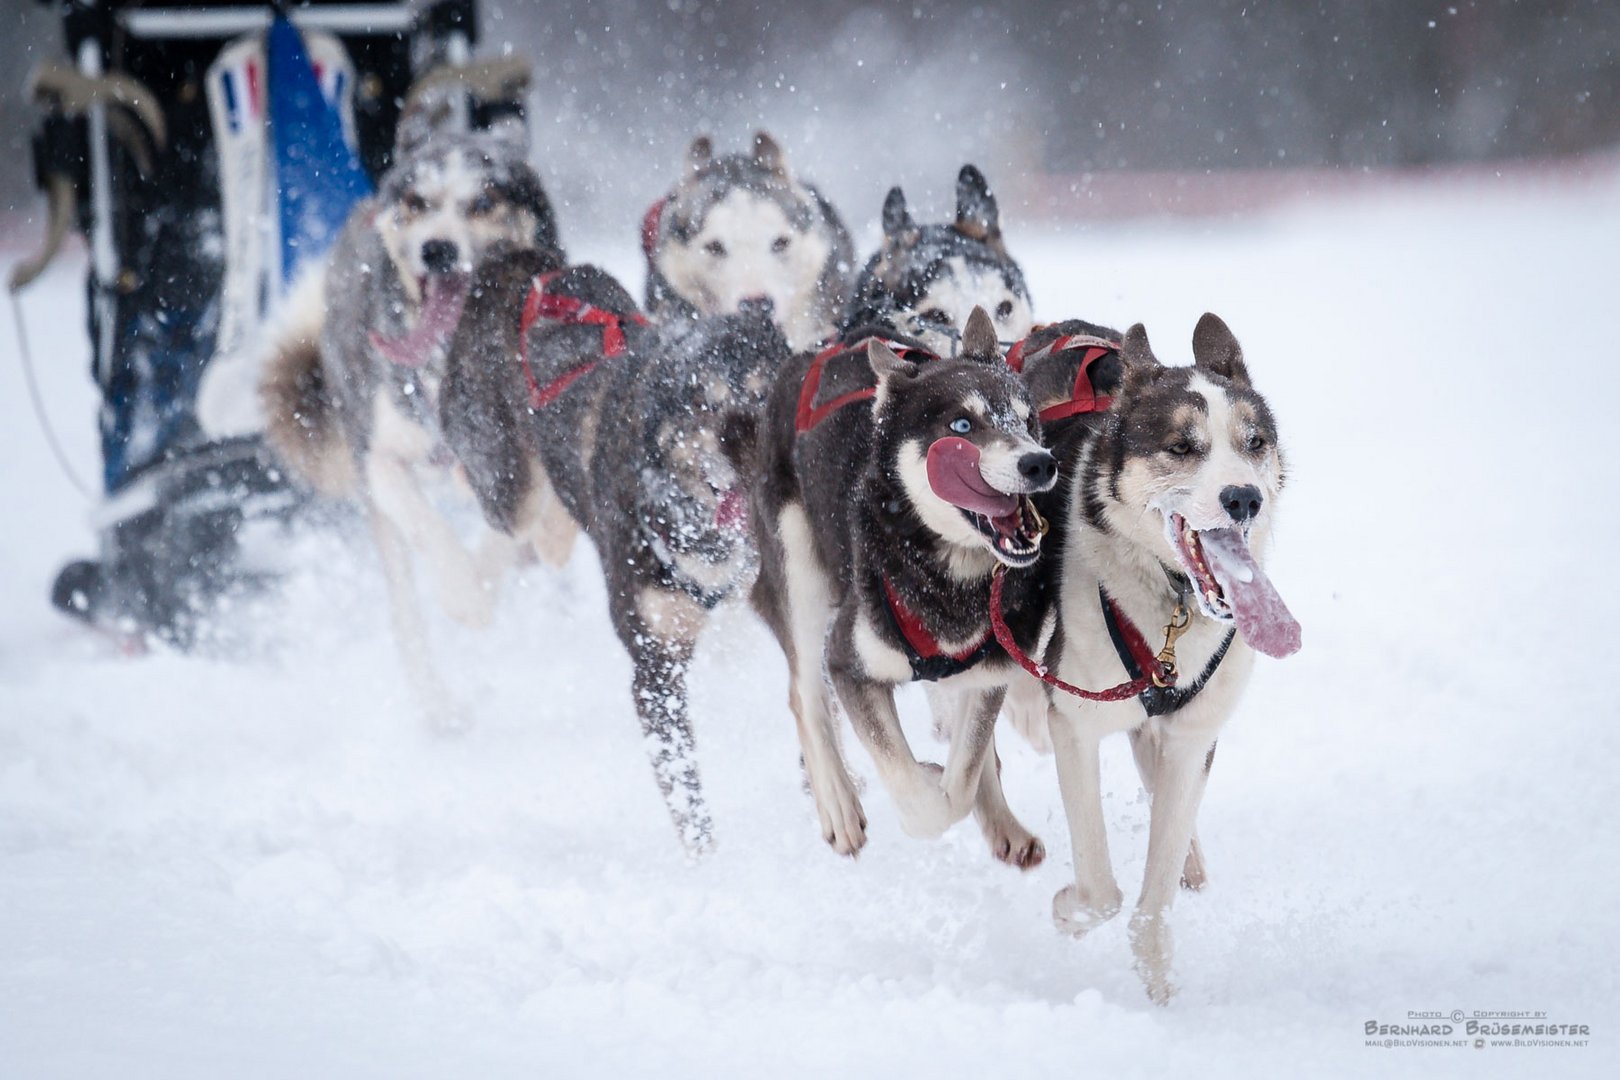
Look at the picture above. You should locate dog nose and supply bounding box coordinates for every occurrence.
[421,239,459,274]
[738,294,775,316]
[1220,484,1263,523]
[1017,450,1058,488]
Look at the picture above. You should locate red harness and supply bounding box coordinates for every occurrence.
[987,565,1173,702]
[881,578,994,682]
[795,336,935,434]
[1006,332,1120,423]
[517,272,648,410]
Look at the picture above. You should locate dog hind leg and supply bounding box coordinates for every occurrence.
[971,744,1045,869]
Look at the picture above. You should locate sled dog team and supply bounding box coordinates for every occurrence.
[262,122,1302,1003]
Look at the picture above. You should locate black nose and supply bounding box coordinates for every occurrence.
[738,295,775,317]
[1017,450,1058,488]
[421,239,459,274]
[1220,484,1263,523]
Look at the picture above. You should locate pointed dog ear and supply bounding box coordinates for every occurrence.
[954,164,1000,244]
[1191,312,1251,386]
[867,338,919,383]
[1120,323,1165,392]
[687,135,714,173]
[960,305,999,361]
[881,186,914,238]
[753,130,787,176]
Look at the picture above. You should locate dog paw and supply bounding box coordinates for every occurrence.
[1052,882,1123,938]
[437,572,496,629]
[984,822,1045,870]
[811,774,867,857]
[1129,910,1176,1006]
[1180,837,1208,891]
[892,763,958,839]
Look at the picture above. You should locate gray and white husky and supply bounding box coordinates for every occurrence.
[1039,314,1302,1003]
[440,250,789,853]
[643,132,854,351]
[749,308,1058,864]
[260,125,563,725]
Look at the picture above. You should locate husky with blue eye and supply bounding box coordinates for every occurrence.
[642,131,854,352]
[748,307,1058,864]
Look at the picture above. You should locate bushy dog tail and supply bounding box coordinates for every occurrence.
[259,268,355,497]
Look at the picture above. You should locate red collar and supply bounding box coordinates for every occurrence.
[795,335,935,434]
[641,197,667,262]
[517,271,649,410]
[1006,331,1119,422]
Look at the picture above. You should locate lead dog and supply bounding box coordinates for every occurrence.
[749,308,1057,862]
[1039,314,1301,1002]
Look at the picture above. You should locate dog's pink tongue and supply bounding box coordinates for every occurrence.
[370,273,470,368]
[1198,527,1302,659]
[926,437,1017,518]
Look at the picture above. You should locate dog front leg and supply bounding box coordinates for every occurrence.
[1130,727,1215,890]
[1129,726,1214,1005]
[622,587,715,856]
[367,505,465,732]
[1048,707,1122,936]
[366,451,492,629]
[831,672,961,839]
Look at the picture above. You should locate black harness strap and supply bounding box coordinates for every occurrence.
[1100,586,1236,717]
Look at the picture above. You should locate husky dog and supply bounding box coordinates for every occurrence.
[749,307,1058,863]
[260,126,563,724]
[440,250,790,852]
[643,132,853,351]
[1040,314,1301,1003]
[846,165,1033,358]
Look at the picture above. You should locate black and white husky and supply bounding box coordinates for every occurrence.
[642,132,854,351]
[846,165,1033,357]
[440,250,789,853]
[260,126,562,725]
[1039,314,1301,1003]
[749,308,1058,863]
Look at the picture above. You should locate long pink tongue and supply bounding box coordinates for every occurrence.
[1198,527,1302,658]
[369,273,469,368]
[926,437,1017,518]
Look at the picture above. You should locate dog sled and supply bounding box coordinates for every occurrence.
[13,0,522,646]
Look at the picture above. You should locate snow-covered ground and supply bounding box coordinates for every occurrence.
[2,170,1617,1078]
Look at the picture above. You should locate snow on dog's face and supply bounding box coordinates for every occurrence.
[373,132,557,367]
[848,165,1033,356]
[869,308,1055,572]
[1084,315,1301,657]
[651,133,852,351]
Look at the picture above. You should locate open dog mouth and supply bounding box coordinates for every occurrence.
[368,271,470,368]
[926,437,1047,568]
[1165,511,1301,658]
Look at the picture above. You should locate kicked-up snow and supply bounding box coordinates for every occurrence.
[2,169,1617,1077]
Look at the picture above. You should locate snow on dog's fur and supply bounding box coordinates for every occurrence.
[644,132,853,351]
[846,165,1033,357]
[1040,314,1301,1004]
[259,119,563,728]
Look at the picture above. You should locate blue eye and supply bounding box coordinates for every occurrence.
[950,417,972,434]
